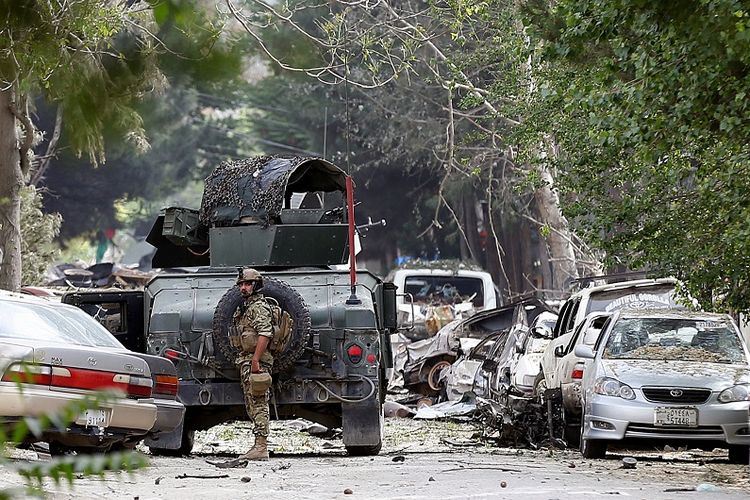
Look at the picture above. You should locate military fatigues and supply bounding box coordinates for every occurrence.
[234,293,274,438]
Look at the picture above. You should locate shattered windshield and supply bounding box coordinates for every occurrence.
[404,276,484,307]
[603,317,746,364]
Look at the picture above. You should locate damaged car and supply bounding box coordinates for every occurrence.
[577,309,750,463]
[539,312,611,445]
[390,297,552,397]
[510,311,558,395]
[388,265,499,341]
[0,291,158,453]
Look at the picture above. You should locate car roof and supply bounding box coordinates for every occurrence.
[616,308,730,321]
[571,277,677,299]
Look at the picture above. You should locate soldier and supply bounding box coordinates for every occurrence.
[213,267,274,467]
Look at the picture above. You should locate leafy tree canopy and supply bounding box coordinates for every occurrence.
[522,0,750,312]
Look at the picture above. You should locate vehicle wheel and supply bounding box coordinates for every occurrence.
[213,277,311,374]
[533,371,547,399]
[427,360,452,392]
[150,429,195,457]
[563,409,580,448]
[727,444,749,464]
[346,442,382,456]
[579,414,606,459]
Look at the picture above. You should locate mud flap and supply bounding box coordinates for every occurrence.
[144,418,185,451]
[342,400,383,448]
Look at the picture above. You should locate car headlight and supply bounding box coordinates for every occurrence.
[593,377,635,400]
[718,384,750,403]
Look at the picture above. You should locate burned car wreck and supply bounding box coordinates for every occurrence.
[390,297,553,399]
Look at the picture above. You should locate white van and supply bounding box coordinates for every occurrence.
[387,266,499,341]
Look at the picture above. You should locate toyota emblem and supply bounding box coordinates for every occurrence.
[87,357,97,366]
[670,389,683,398]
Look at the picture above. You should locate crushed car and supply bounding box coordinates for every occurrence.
[510,311,558,395]
[577,309,750,463]
[390,296,552,397]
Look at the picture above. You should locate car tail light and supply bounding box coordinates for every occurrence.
[366,353,377,364]
[1,363,52,385]
[154,374,179,397]
[571,362,585,380]
[346,344,363,364]
[164,349,186,361]
[4,362,153,398]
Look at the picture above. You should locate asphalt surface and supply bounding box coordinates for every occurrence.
[2,419,749,499]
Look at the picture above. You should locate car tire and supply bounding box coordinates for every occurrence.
[727,444,749,464]
[563,409,580,448]
[579,413,607,459]
[346,442,383,456]
[213,276,311,374]
[427,360,452,392]
[533,371,547,399]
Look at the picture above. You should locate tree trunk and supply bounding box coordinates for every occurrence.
[0,87,23,291]
[534,164,578,296]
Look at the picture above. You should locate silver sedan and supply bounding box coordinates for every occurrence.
[576,309,750,463]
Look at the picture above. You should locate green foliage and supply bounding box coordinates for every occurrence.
[0,368,147,498]
[20,186,61,285]
[521,0,750,312]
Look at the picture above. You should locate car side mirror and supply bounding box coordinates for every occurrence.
[554,345,565,358]
[574,345,595,359]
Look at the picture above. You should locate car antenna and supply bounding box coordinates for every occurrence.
[343,14,360,305]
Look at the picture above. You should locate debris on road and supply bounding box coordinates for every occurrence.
[175,473,230,479]
[621,457,637,469]
[383,401,416,418]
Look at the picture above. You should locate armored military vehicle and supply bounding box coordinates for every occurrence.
[64,156,396,456]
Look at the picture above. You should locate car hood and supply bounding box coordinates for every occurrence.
[601,359,750,390]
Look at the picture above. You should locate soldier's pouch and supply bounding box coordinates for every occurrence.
[228,325,241,348]
[240,330,258,352]
[249,372,272,396]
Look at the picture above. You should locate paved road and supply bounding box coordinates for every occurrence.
[2,419,748,499]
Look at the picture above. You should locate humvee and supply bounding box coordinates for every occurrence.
[64,156,395,455]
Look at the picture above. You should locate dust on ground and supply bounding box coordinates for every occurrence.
[1,418,749,499]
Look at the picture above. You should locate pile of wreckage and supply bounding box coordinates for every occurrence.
[387,296,564,448]
[22,262,156,298]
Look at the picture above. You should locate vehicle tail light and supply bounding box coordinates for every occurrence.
[3,362,152,398]
[1,363,52,385]
[346,344,363,364]
[571,362,585,380]
[154,374,179,397]
[164,349,186,361]
[366,353,377,364]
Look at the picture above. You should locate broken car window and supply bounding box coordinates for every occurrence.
[602,317,746,363]
[403,276,485,307]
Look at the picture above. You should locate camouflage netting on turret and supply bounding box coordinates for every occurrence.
[199,155,348,227]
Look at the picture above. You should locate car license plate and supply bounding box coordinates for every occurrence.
[78,409,109,428]
[654,407,697,427]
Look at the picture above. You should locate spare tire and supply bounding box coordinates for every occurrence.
[213,276,311,374]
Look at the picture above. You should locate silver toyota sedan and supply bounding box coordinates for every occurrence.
[575,309,750,463]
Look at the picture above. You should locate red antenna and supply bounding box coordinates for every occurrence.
[345,175,360,304]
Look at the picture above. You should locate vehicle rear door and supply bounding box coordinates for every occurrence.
[62,291,146,353]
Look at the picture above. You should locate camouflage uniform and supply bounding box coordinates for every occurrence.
[234,293,274,438]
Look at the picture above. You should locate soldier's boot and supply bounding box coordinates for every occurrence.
[239,435,269,461]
